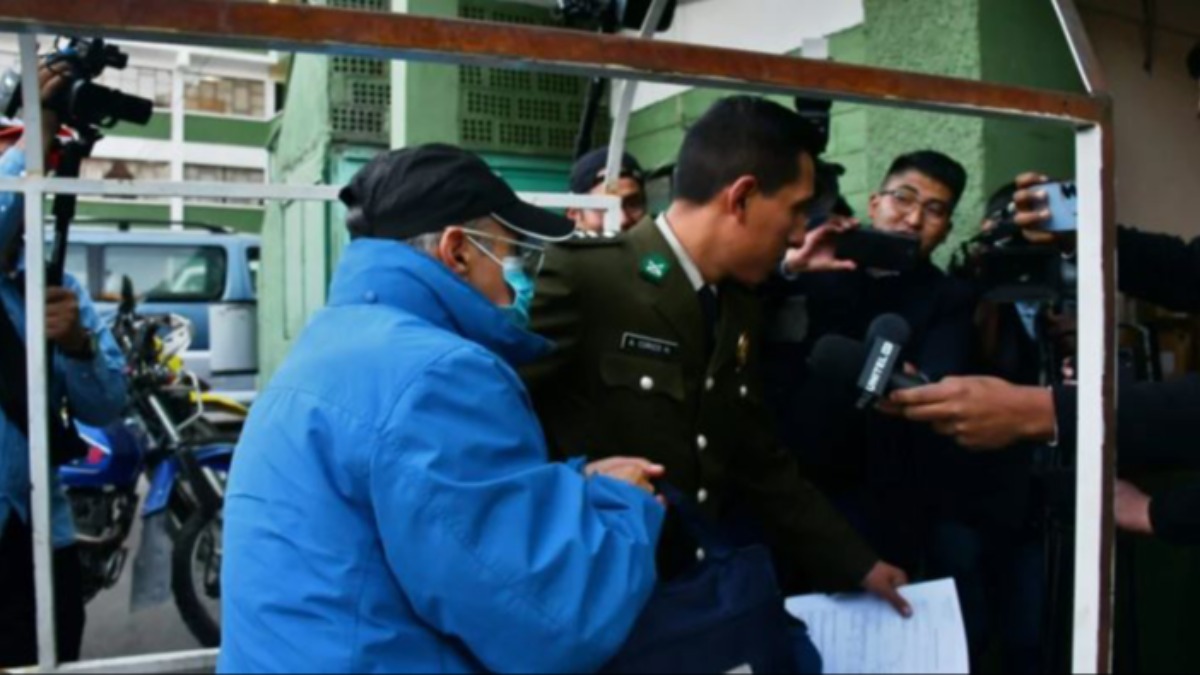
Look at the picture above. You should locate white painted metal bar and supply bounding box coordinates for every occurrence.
[519,191,621,234]
[10,648,219,674]
[0,178,342,202]
[1053,2,1115,671]
[0,178,622,218]
[18,33,58,671]
[601,0,671,235]
[1072,124,1114,674]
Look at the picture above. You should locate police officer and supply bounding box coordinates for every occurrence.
[525,96,912,614]
[566,148,650,236]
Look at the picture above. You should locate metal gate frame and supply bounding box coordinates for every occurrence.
[0,1,1116,672]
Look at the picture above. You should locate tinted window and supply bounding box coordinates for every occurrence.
[247,246,260,297]
[101,245,227,303]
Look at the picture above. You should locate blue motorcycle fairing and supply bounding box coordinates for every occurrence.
[142,444,234,517]
[59,421,144,489]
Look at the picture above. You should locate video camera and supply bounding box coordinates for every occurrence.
[0,37,153,134]
[0,37,154,287]
[949,196,1075,304]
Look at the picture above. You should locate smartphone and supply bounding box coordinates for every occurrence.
[1041,180,1077,232]
[835,228,921,273]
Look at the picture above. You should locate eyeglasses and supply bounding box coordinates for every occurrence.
[881,187,952,221]
[462,228,547,279]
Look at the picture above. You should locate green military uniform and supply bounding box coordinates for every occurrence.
[524,218,878,590]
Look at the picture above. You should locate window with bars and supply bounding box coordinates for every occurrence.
[183,164,267,206]
[184,76,267,118]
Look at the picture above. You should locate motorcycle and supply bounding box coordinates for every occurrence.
[58,278,246,647]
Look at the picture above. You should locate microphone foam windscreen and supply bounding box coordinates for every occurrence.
[866,313,911,346]
[808,334,869,385]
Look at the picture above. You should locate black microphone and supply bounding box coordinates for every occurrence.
[866,313,911,347]
[808,335,930,409]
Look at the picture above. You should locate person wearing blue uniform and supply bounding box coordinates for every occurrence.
[218,145,666,674]
[0,66,128,667]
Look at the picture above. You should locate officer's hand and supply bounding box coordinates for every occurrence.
[861,561,912,618]
[1010,172,1060,246]
[782,220,858,276]
[889,376,1057,450]
[1115,479,1154,536]
[586,457,665,497]
[45,286,87,352]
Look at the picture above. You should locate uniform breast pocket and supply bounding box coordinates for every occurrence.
[599,352,686,403]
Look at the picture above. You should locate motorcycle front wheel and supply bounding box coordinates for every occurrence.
[172,511,223,648]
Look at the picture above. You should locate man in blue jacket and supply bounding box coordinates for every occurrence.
[0,66,128,668]
[219,144,666,674]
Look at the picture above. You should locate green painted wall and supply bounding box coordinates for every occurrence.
[486,153,573,193]
[74,201,170,222]
[391,0,461,148]
[184,114,273,147]
[859,0,988,267]
[259,51,336,381]
[109,111,171,141]
[978,0,1083,197]
[183,205,264,233]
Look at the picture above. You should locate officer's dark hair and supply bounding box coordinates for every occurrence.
[881,150,968,212]
[673,96,822,205]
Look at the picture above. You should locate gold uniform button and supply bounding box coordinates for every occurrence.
[697,488,709,504]
[705,377,715,391]
[639,376,654,391]
[696,435,708,451]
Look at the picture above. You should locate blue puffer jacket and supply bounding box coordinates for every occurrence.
[218,239,664,674]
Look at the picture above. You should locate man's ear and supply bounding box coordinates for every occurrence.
[724,176,757,224]
[437,227,471,276]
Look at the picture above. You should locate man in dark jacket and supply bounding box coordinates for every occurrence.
[524,96,913,615]
[891,172,1200,545]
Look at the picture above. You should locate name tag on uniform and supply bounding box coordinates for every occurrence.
[620,332,679,360]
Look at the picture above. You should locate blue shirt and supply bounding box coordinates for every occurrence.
[0,147,128,548]
[219,240,663,674]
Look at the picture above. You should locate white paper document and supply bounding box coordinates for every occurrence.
[785,578,969,674]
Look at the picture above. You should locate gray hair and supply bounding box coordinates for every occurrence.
[402,217,493,256]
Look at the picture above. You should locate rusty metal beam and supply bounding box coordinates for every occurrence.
[0,0,1105,124]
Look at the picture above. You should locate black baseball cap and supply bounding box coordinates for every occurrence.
[569,148,646,195]
[339,144,574,242]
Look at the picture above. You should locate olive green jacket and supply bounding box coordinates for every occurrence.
[524,220,877,590]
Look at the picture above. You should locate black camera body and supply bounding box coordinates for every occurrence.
[0,37,153,133]
[949,210,1071,304]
